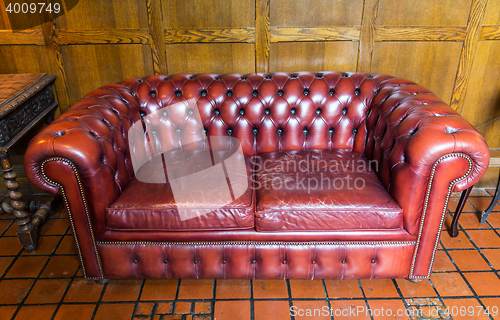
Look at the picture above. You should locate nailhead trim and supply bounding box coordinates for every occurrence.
[408,153,473,279]
[41,157,104,279]
[96,240,416,246]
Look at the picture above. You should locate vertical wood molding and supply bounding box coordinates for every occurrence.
[41,17,71,112]
[255,0,270,73]
[357,0,379,72]
[450,0,488,112]
[146,0,168,74]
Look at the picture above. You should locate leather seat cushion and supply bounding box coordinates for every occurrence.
[254,149,404,231]
[106,150,254,231]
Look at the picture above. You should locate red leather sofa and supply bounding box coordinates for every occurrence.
[24,72,489,281]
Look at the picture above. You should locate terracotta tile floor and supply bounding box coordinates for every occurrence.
[1,178,500,319]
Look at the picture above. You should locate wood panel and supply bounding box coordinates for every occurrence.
[163,0,254,28]
[0,45,51,74]
[270,0,363,27]
[377,0,473,26]
[483,0,500,25]
[370,42,463,104]
[269,41,359,72]
[165,43,255,74]
[61,44,154,105]
[462,41,500,148]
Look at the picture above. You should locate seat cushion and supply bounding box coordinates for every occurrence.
[106,150,254,231]
[254,149,403,231]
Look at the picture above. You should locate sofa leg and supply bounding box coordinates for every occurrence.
[406,278,424,283]
[95,279,110,284]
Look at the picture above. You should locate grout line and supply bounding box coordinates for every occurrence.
[321,279,334,320]
[286,279,295,320]
[357,279,375,320]
[250,279,255,320]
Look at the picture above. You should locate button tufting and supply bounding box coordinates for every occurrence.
[227,90,233,97]
[150,90,156,97]
[277,128,283,135]
[265,108,270,115]
[133,259,138,264]
[368,74,374,78]
[239,109,245,115]
[342,73,348,77]
[214,108,220,116]
[194,260,199,264]
[164,259,168,264]
[290,108,296,115]
[312,260,316,264]
[355,88,360,95]
[175,90,182,97]
[151,130,157,136]
[303,128,308,135]
[316,108,321,115]
[267,75,272,79]
[366,109,371,116]
[374,90,379,95]
[201,90,207,97]
[241,76,246,80]
[162,110,168,117]
[90,131,97,137]
[353,128,358,135]
[202,128,207,134]
[328,128,334,136]
[282,260,287,265]
[227,129,233,135]
[176,129,181,135]
[253,128,258,135]
[252,259,257,264]
[329,89,335,96]
[341,259,346,264]
[140,111,146,118]
[188,109,194,116]
[371,259,377,263]
[100,157,106,164]
[303,89,309,96]
[222,260,227,264]
[57,131,65,136]
[342,107,347,115]
[137,79,143,82]
[278,90,284,96]
[316,74,322,78]
[253,90,258,97]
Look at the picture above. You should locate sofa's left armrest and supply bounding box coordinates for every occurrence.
[364,77,489,279]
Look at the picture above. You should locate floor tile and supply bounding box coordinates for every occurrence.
[291,300,330,319]
[480,297,500,320]
[174,301,191,314]
[481,249,500,269]
[431,273,472,297]
[156,302,173,314]
[21,236,60,256]
[459,213,489,229]
[254,301,291,320]
[177,279,213,300]
[448,197,476,213]
[469,197,500,212]
[0,221,15,236]
[468,230,500,248]
[14,305,56,320]
[464,272,500,296]
[0,279,34,304]
[141,279,177,301]
[485,213,500,228]
[253,279,288,299]
[0,257,14,276]
[216,279,250,299]
[38,219,69,236]
[0,306,18,320]
[53,304,96,320]
[289,279,326,299]
[440,231,474,249]
[54,236,77,255]
[39,256,79,278]
[214,301,251,320]
[0,237,23,255]
[324,279,363,299]
[367,299,409,320]
[136,302,154,316]
[63,278,105,302]
[359,278,399,298]
[101,280,142,302]
[5,256,48,278]
[448,250,491,271]
[328,300,371,320]
[194,302,211,314]
[24,279,70,304]
[93,303,135,320]
[432,251,457,271]
[443,298,490,320]
[395,278,437,297]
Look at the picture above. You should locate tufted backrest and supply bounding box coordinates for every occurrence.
[119,72,394,157]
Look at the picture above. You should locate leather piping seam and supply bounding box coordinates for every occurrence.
[40,157,104,279]
[409,153,473,279]
[96,241,416,246]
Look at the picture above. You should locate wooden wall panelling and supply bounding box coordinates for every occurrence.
[357,0,379,72]
[482,0,500,24]
[61,44,154,105]
[165,29,255,43]
[269,41,359,72]
[370,42,463,104]
[450,0,488,112]
[0,30,44,45]
[461,41,500,148]
[0,46,51,74]
[255,0,270,72]
[146,0,168,74]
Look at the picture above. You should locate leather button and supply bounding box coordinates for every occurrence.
[57,131,65,136]
[162,110,168,117]
[290,108,296,115]
[341,259,346,264]
[227,129,233,135]
[277,128,283,135]
[342,73,349,77]
[253,90,258,97]
[315,108,321,115]
[303,129,308,135]
[140,111,146,118]
[374,90,379,95]
[164,259,168,264]
[176,129,181,135]
[371,259,377,263]
[150,90,156,97]
[202,128,207,135]
[239,109,245,115]
[251,259,257,264]
[137,79,143,82]
[265,108,270,115]
[194,260,199,264]
[316,74,322,78]
[342,107,347,115]
[241,76,247,80]
[312,260,316,265]
[282,260,287,265]
[353,128,358,135]
[222,260,227,265]
[328,128,334,135]
[277,90,284,96]
[151,130,157,136]
[329,89,335,96]
[201,90,207,97]
[366,109,371,116]
[175,90,182,97]
[188,109,194,116]
[355,88,360,96]
[214,108,220,116]
[133,259,138,264]
[303,89,309,96]
[227,90,233,97]
[253,128,258,135]
[100,157,106,164]
[90,131,97,137]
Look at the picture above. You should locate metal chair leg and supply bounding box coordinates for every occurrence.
[481,170,500,223]
[450,186,473,237]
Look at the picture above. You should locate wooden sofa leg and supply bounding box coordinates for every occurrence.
[95,279,110,284]
[406,278,424,283]
[450,186,473,238]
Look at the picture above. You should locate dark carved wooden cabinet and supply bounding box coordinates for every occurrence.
[0,73,58,252]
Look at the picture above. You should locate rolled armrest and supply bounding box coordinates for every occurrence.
[24,84,141,235]
[365,77,489,278]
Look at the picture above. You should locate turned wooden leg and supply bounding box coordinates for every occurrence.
[0,152,38,252]
[450,186,473,238]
